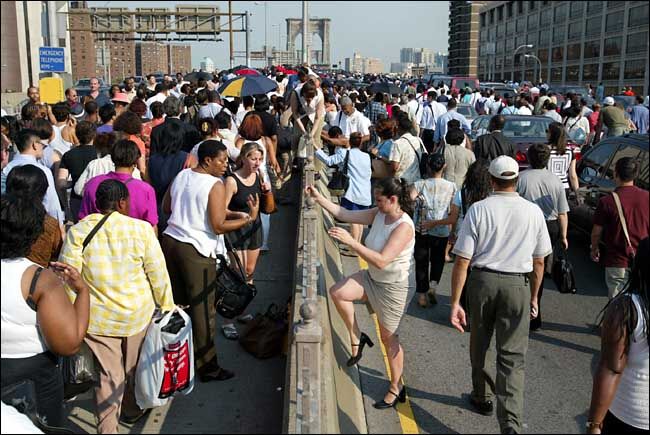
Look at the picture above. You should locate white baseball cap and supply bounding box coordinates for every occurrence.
[489,155,519,180]
[603,96,615,106]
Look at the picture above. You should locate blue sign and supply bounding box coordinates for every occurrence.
[39,47,65,72]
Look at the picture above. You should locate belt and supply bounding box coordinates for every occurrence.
[473,267,528,277]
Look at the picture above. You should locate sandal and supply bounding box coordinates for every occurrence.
[221,323,239,340]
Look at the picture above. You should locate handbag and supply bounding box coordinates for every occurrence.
[238,303,288,359]
[612,191,636,267]
[327,149,350,196]
[214,242,258,319]
[371,157,392,179]
[259,171,277,214]
[551,245,577,294]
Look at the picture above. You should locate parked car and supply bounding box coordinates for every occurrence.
[549,86,590,97]
[490,86,519,98]
[423,74,452,88]
[568,133,649,235]
[451,77,480,94]
[457,104,479,122]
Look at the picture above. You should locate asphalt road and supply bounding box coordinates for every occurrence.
[344,228,607,434]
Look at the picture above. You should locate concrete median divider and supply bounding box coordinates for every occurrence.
[283,156,368,434]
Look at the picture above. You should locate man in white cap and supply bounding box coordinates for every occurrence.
[449,155,551,435]
[597,96,631,137]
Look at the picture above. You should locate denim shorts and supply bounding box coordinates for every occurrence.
[340,197,371,211]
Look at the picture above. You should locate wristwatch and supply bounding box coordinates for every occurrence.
[585,421,602,431]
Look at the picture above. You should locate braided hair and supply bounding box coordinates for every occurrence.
[95,179,129,214]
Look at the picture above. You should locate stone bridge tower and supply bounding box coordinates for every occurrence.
[285,18,331,65]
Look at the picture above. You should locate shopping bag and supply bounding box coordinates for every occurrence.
[135,307,194,409]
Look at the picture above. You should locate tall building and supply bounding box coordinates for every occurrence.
[170,45,192,74]
[344,52,364,74]
[1,1,72,93]
[135,42,168,77]
[448,1,486,76]
[363,58,384,74]
[400,48,415,63]
[200,57,215,72]
[69,1,96,82]
[478,1,648,95]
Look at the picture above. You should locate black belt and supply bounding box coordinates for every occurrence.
[474,267,528,277]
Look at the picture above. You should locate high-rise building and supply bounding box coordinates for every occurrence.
[478,1,648,95]
[344,52,364,74]
[135,42,168,77]
[400,48,415,63]
[69,1,96,82]
[170,45,192,74]
[363,58,384,74]
[448,1,486,76]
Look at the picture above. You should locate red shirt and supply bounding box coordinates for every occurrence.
[623,90,635,96]
[593,185,650,267]
[587,110,600,131]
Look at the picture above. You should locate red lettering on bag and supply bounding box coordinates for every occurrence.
[158,340,190,398]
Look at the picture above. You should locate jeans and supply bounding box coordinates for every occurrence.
[414,233,448,293]
[1,352,64,427]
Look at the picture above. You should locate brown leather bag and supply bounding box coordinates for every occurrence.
[259,171,277,214]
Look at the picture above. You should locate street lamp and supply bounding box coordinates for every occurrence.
[512,44,533,84]
[254,1,269,65]
[524,54,543,85]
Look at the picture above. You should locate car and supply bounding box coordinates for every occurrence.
[480,82,508,90]
[451,77,480,94]
[490,86,519,98]
[423,74,453,88]
[457,104,479,122]
[549,85,590,97]
[612,95,636,111]
[568,133,649,236]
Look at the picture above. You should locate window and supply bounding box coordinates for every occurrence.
[567,43,581,60]
[584,40,601,58]
[527,33,537,45]
[606,10,624,32]
[498,5,504,21]
[553,27,565,44]
[517,17,526,32]
[527,14,538,29]
[627,32,648,54]
[506,38,515,51]
[607,145,643,180]
[490,9,495,24]
[497,25,504,38]
[507,2,513,17]
[582,63,598,81]
[606,1,625,9]
[629,4,649,27]
[587,1,603,14]
[603,36,622,56]
[555,4,568,21]
[551,67,562,82]
[539,30,550,45]
[602,62,620,80]
[529,1,536,11]
[566,65,580,82]
[540,8,552,25]
[481,13,486,27]
[517,0,523,14]
[538,48,549,62]
[585,16,602,37]
[580,141,618,181]
[552,46,564,62]
[625,59,646,80]
[568,21,583,39]
[570,2,584,18]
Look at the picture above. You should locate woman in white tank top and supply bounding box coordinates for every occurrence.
[588,238,649,434]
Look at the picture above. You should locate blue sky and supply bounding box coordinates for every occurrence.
[86,1,450,70]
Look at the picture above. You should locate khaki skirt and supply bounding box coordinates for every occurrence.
[360,269,414,335]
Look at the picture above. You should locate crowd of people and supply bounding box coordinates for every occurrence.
[0,65,648,434]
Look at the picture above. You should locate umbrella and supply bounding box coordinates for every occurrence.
[235,68,261,76]
[368,82,403,95]
[184,71,213,83]
[218,75,278,97]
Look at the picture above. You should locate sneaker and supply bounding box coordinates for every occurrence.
[469,396,494,416]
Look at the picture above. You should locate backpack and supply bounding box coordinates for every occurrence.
[475,98,486,115]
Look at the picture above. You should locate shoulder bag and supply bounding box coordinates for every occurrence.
[214,240,258,319]
[402,135,429,178]
[612,191,637,267]
[327,149,350,196]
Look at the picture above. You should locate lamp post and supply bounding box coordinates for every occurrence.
[524,54,543,85]
[512,44,533,84]
[254,1,269,66]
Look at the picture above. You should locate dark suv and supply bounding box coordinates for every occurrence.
[568,134,649,235]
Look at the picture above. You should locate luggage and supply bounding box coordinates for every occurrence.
[238,303,288,359]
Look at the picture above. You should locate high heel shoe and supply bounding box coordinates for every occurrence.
[346,332,374,367]
[373,386,407,409]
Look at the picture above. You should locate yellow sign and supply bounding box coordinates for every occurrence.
[39,77,64,104]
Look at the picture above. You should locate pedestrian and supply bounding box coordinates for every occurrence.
[60,178,174,432]
[305,177,415,410]
[96,104,116,134]
[563,105,590,142]
[433,99,471,147]
[598,97,630,137]
[329,95,371,147]
[1,194,89,429]
[541,101,563,123]
[411,153,457,307]
[419,91,447,153]
[449,155,551,434]
[500,97,517,115]
[150,95,201,153]
[443,127,476,189]
[315,132,372,249]
[389,112,427,184]
[517,144,570,331]
[141,101,164,152]
[368,117,396,171]
[630,95,649,134]
[546,122,580,198]
[161,140,259,382]
[473,115,515,162]
[587,238,648,435]
[591,157,649,298]
[587,103,602,145]
[596,82,605,103]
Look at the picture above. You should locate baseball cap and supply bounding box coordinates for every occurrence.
[489,155,519,180]
[603,96,615,106]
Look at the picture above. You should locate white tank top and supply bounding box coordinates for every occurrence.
[163,168,226,258]
[364,212,415,284]
[609,294,649,430]
[1,258,47,358]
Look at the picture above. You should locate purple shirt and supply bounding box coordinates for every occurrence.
[96,124,114,134]
[78,172,158,226]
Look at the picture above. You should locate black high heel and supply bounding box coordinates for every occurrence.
[373,386,407,409]
[346,332,374,367]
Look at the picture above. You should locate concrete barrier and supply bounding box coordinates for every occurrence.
[283,152,367,434]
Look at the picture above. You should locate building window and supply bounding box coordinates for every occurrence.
[605,10,624,32]
[516,17,526,32]
[570,2,584,18]
[626,32,648,54]
[582,64,598,81]
[566,65,580,82]
[587,1,603,14]
[490,9,495,24]
[606,1,625,9]
[552,46,564,62]
[517,0,523,14]
[555,4,568,22]
[527,32,537,45]
[629,4,649,27]
[584,40,601,58]
[539,30,550,46]
[527,14,538,29]
[603,36,622,57]
[551,67,562,82]
[497,25,504,37]
[498,5,504,21]
[506,38,515,51]
[553,27,565,44]
[567,43,581,61]
[540,8,552,25]
[538,48,549,63]
[529,1,536,11]
[506,20,515,35]
[568,21,583,39]
[507,2,513,17]
[602,62,620,80]
[481,13,486,27]
[585,16,601,37]
[625,59,646,79]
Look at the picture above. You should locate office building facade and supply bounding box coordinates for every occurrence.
[478,1,649,95]
[448,1,486,76]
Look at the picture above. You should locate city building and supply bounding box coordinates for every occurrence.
[344,53,364,74]
[69,1,96,82]
[400,48,448,75]
[448,1,486,76]
[1,1,72,93]
[170,45,192,74]
[477,1,649,95]
[136,42,168,77]
[363,58,384,74]
[200,57,215,73]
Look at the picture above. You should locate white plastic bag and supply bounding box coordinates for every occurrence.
[135,306,195,409]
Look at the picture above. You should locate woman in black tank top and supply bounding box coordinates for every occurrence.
[224,142,268,283]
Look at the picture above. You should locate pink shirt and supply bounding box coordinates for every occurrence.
[78,172,158,226]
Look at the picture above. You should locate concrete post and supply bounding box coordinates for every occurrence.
[301,1,309,64]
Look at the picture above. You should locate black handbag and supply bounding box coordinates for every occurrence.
[238,303,288,359]
[327,149,350,196]
[552,246,577,294]
[214,244,258,319]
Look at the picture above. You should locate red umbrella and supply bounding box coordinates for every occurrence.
[235,68,261,76]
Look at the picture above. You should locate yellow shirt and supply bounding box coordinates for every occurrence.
[60,212,175,337]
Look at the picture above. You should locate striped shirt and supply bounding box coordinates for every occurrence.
[60,212,175,337]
